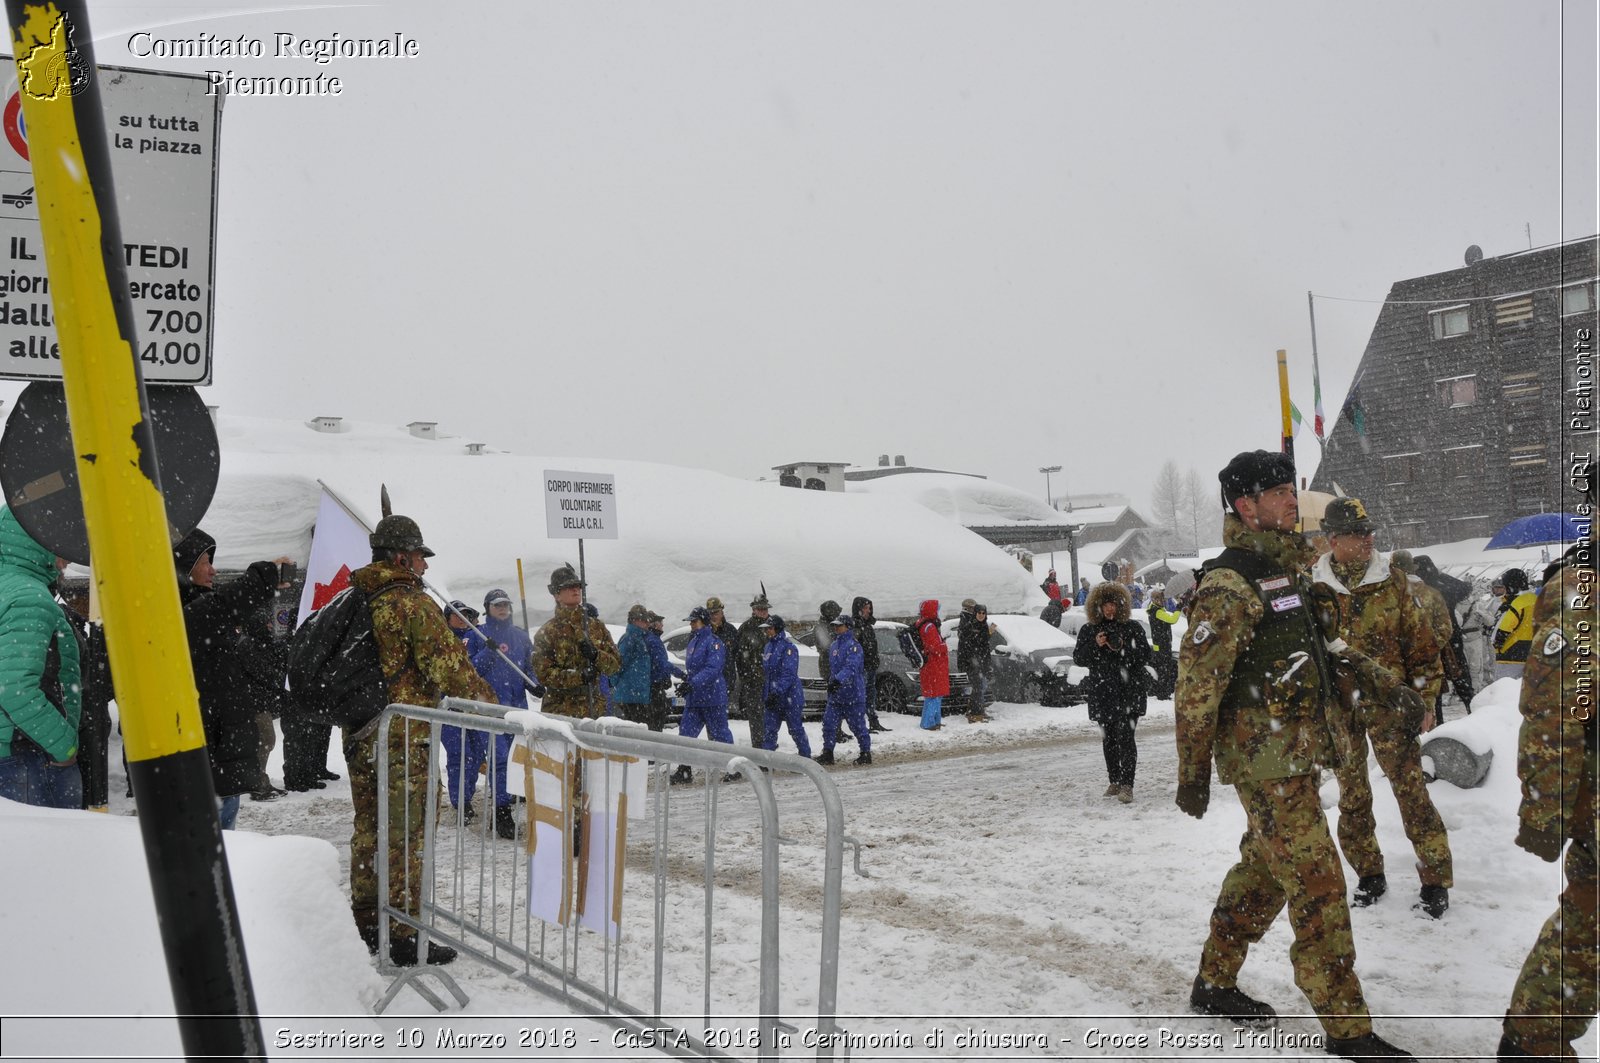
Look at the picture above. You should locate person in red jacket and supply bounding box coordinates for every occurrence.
[915,599,949,730]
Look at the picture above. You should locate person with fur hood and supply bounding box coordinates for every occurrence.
[1072,580,1152,802]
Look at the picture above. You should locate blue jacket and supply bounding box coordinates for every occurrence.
[684,626,729,709]
[761,634,804,714]
[613,625,652,704]
[0,507,81,761]
[646,629,685,685]
[827,627,866,708]
[471,615,534,709]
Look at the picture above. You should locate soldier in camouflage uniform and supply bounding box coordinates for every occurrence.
[1499,533,1597,1061]
[1393,550,1466,723]
[532,565,621,719]
[346,514,497,967]
[1176,451,1414,1062]
[1311,499,1451,918]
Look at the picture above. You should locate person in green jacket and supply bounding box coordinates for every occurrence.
[0,506,81,808]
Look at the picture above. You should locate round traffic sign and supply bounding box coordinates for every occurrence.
[0,382,219,564]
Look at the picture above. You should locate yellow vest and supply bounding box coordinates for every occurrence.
[1494,591,1539,663]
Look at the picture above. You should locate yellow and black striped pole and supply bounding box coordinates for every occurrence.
[3,3,263,1057]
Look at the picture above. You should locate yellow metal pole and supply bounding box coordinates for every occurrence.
[1276,348,1295,463]
[5,3,263,1057]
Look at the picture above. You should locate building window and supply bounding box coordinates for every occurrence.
[1444,445,1485,478]
[1562,282,1595,317]
[1503,371,1543,404]
[803,477,827,491]
[1390,522,1426,548]
[1437,375,1478,407]
[1509,444,1549,470]
[1382,452,1422,485]
[1430,305,1470,339]
[815,464,831,473]
[1446,515,1493,541]
[1494,295,1534,327]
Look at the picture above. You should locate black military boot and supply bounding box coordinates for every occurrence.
[1496,1031,1556,1060]
[669,765,693,786]
[389,936,457,967]
[1324,1031,1415,1060]
[1415,885,1448,918]
[495,805,517,840]
[1352,873,1387,907]
[1188,975,1277,1026]
[814,749,836,766]
[855,751,872,766]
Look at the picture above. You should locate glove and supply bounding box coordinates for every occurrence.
[1515,822,1565,863]
[247,560,280,588]
[1175,781,1210,819]
[827,679,841,694]
[764,693,781,712]
[578,641,598,663]
[579,665,598,684]
[1390,685,1428,729]
[676,681,693,699]
[525,680,546,699]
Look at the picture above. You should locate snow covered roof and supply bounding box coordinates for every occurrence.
[195,414,1048,622]
[846,471,1061,528]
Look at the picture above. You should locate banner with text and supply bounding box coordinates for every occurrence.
[0,61,221,384]
[543,470,617,540]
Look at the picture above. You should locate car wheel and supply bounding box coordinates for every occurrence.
[877,675,910,715]
[1020,676,1044,704]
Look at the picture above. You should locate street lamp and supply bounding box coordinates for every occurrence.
[1039,465,1062,572]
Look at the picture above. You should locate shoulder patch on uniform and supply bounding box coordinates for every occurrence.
[1543,630,1568,656]
[1258,575,1291,592]
[1191,621,1214,644]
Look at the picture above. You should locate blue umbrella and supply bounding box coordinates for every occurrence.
[1485,512,1588,549]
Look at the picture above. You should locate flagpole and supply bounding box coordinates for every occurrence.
[316,479,375,532]
[1307,291,1327,459]
[1276,349,1295,464]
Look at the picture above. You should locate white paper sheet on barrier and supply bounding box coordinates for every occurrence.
[512,735,574,927]
[574,749,643,939]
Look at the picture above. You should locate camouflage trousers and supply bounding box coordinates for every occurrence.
[1504,838,1599,1058]
[736,676,766,749]
[345,717,433,942]
[1333,720,1453,887]
[1199,774,1371,1040]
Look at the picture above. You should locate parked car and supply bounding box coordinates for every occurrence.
[794,620,972,716]
[941,613,1084,706]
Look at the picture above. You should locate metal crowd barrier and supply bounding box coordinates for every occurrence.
[371,698,860,1060]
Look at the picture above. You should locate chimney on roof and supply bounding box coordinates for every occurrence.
[465,442,486,455]
[310,416,342,433]
[878,454,890,467]
[407,421,438,439]
[893,455,906,467]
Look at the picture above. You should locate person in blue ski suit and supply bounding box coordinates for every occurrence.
[440,600,488,823]
[817,614,871,766]
[759,614,811,758]
[671,607,733,784]
[467,588,537,839]
[645,611,685,731]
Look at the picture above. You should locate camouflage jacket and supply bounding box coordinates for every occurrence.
[533,604,621,718]
[1309,551,1444,719]
[350,560,496,710]
[1176,516,1337,786]
[1410,576,1461,681]
[1516,546,1598,842]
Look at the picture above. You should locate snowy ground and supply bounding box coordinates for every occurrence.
[1,680,1586,1061]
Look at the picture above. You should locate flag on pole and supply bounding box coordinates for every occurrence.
[574,748,643,941]
[1290,401,1305,438]
[1312,369,1326,442]
[296,487,374,625]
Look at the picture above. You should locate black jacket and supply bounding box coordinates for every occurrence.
[956,611,992,675]
[181,562,279,798]
[1072,583,1151,721]
[1040,599,1065,629]
[851,597,880,674]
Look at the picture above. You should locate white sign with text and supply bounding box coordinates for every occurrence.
[0,62,221,384]
[543,469,618,540]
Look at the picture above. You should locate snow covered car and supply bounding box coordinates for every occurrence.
[941,613,1084,706]
[794,620,973,717]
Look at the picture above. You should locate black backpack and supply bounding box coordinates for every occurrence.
[286,583,401,729]
[896,621,928,669]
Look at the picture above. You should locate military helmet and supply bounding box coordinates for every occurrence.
[1322,497,1374,535]
[1502,568,1529,593]
[370,514,434,557]
[548,564,584,595]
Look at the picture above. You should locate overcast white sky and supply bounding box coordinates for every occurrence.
[3,1,1596,514]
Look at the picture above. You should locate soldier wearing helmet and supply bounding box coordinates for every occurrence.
[531,565,620,719]
[347,511,495,967]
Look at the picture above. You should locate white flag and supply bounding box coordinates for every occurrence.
[575,749,642,941]
[296,488,373,625]
[515,735,576,927]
